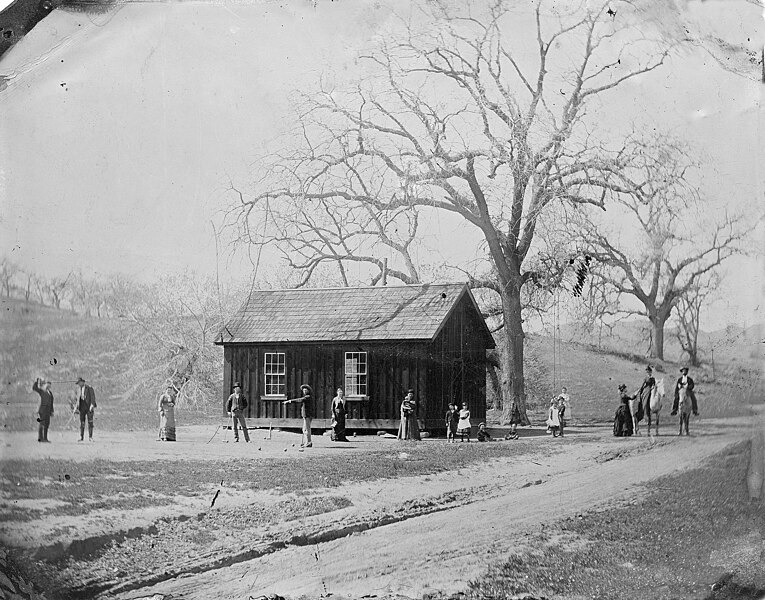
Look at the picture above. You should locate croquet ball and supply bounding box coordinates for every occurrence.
[291,443,295,447]
[284,448,287,452]
[258,447,261,451]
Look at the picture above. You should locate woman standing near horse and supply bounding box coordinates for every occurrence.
[613,384,634,437]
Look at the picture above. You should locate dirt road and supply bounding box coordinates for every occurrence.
[110,419,752,600]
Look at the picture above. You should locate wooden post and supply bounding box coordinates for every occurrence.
[382,258,388,286]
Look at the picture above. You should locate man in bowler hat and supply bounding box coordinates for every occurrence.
[32,377,54,442]
[226,382,250,442]
[74,377,97,441]
[671,367,699,416]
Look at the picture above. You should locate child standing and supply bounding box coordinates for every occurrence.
[445,402,459,443]
[546,398,561,437]
[457,403,471,442]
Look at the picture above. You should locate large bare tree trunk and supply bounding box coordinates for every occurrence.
[649,309,671,360]
[501,276,530,425]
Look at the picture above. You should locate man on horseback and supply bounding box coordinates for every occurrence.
[671,367,699,417]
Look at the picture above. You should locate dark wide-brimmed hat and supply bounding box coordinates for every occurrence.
[76,377,85,384]
[645,365,653,372]
[680,367,689,373]
[233,381,241,388]
[618,384,627,391]
[300,384,313,394]
[407,388,415,394]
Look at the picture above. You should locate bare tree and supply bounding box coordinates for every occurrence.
[0,258,19,298]
[109,271,239,411]
[230,189,421,287]
[232,1,670,422]
[45,274,72,310]
[575,138,755,360]
[674,273,719,367]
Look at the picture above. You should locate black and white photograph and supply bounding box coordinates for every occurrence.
[0,0,763,598]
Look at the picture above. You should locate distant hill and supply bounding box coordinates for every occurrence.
[554,318,763,369]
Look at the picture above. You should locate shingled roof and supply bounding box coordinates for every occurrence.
[217,283,494,345]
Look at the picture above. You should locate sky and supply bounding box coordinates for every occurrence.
[0,0,762,331]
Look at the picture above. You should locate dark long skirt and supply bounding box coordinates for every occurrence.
[332,409,347,441]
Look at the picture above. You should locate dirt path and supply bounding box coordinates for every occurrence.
[111,420,752,600]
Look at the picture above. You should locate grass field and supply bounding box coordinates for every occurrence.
[468,441,764,600]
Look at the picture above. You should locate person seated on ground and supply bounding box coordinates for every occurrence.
[505,402,520,440]
[613,384,634,437]
[476,422,492,442]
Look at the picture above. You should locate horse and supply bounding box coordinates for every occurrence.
[646,378,665,436]
[677,384,692,436]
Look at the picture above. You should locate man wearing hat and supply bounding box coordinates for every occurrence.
[226,382,250,442]
[74,377,97,442]
[283,384,314,448]
[671,367,698,416]
[32,377,54,442]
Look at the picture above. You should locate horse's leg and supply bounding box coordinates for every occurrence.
[647,409,652,436]
[655,412,660,436]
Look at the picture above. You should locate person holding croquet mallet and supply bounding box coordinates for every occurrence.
[32,377,54,443]
[226,382,250,443]
[283,384,314,449]
[74,377,97,442]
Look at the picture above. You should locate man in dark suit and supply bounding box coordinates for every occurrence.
[74,377,97,441]
[671,367,698,416]
[32,378,54,442]
[226,382,250,443]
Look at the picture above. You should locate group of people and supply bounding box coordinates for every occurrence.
[614,365,699,437]
[31,377,97,442]
[546,387,570,438]
[225,382,349,448]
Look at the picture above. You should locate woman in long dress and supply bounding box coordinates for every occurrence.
[331,387,349,442]
[158,386,177,441]
[396,389,421,441]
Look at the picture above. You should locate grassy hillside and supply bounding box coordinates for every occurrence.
[0,298,223,433]
[1,298,760,432]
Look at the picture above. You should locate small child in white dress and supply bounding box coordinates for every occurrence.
[457,403,471,442]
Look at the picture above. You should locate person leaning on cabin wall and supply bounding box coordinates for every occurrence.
[396,389,421,441]
[32,377,54,443]
[284,384,314,448]
[226,382,251,443]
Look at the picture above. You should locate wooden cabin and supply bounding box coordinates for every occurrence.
[215,283,495,432]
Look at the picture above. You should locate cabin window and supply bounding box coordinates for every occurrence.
[344,352,367,396]
[264,352,286,396]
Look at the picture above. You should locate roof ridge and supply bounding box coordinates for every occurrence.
[244,282,467,293]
